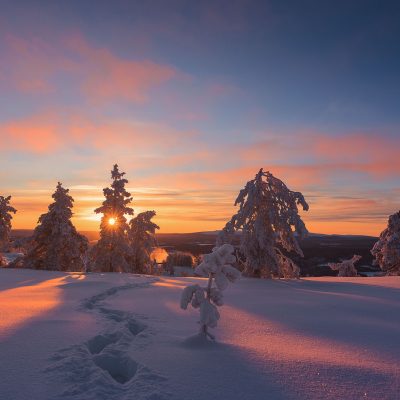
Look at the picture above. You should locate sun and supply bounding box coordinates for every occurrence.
[108,217,116,226]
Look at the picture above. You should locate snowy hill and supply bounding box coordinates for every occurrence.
[0,269,399,400]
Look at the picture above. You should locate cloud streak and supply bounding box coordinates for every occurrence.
[6,182,397,236]
[0,111,196,154]
[240,131,400,180]
[1,34,176,102]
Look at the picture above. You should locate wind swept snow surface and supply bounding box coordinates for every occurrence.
[0,269,399,400]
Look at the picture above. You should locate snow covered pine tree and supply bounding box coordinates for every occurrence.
[0,195,17,265]
[371,211,400,275]
[129,210,159,273]
[21,183,88,271]
[225,168,309,278]
[328,255,362,277]
[181,244,240,340]
[90,164,134,272]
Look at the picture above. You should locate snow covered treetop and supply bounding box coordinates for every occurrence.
[95,164,134,228]
[195,244,240,291]
[109,164,132,203]
[130,211,159,240]
[44,182,74,220]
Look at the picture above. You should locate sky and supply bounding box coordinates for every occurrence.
[1,0,399,235]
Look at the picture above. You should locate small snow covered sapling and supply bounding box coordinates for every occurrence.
[328,255,362,277]
[180,244,240,340]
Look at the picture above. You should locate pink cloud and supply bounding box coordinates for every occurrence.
[310,133,400,177]
[65,35,176,102]
[240,131,400,180]
[0,113,60,152]
[2,35,64,93]
[2,34,176,102]
[139,164,320,193]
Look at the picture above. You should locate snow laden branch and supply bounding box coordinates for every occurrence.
[371,211,400,275]
[20,183,88,271]
[180,244,240,340]
[328,255,361,277]
[225,168,309,278]
[215,221,234,247]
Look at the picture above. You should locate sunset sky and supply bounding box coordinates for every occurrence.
[1,0,399,235]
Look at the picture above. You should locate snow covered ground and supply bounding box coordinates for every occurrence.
[0,269,399,400]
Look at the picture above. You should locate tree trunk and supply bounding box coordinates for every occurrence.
[200,272,215,340]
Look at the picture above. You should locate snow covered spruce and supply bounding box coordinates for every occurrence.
[0,195,17,265]
[89,164,134,272]
[89,164,159,274]
[371,210,400,275]
[18,183,88,271]
[328,255,362,277]
[129,210,160,274]
[223,168,309,278]
[180,244,240,340]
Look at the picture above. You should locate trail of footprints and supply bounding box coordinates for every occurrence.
[85,308,146,385]
[47,281,168,400]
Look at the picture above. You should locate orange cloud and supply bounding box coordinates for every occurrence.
[0,113,59,153]
[0,111,195,154]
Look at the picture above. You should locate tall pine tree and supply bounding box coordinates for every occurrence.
[0,195,17,249]
[22,183,88,271]
[0,195,17,265]
[90,164,134,272]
